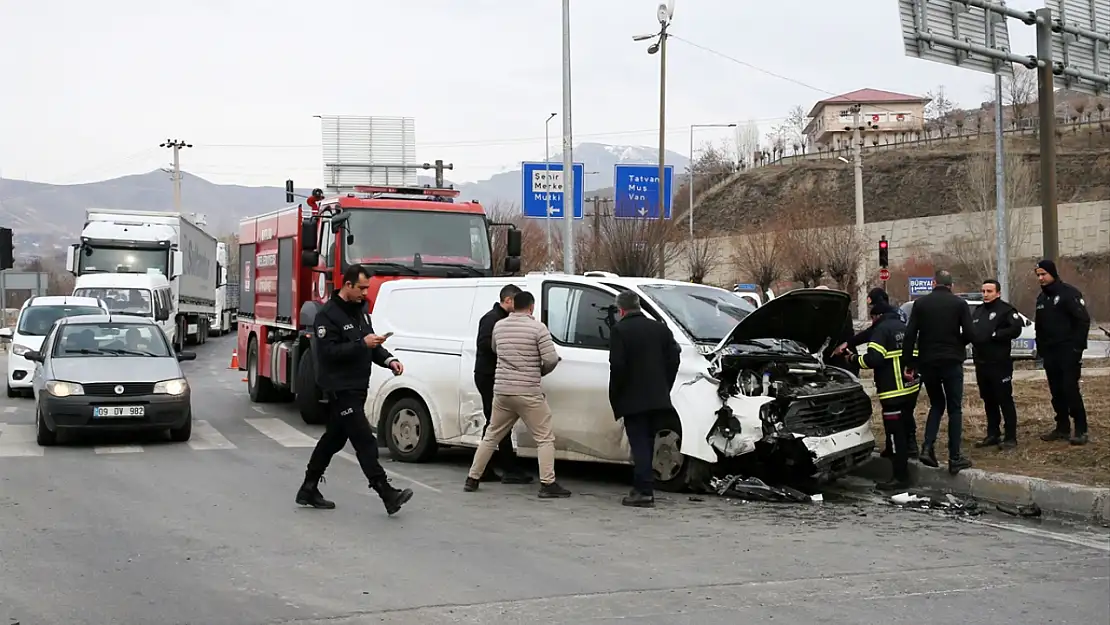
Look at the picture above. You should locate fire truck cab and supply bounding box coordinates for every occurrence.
[236,184,522,424]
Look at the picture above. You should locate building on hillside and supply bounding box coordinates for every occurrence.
[804,88,931,152]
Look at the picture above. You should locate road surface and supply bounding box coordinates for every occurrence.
[1,335,1107,624]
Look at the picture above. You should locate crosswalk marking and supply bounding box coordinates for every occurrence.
[94,445,143,454]
[187,419,237,450]
[4,406,18,413]
[245,418,317,447]
[0,424,44,457]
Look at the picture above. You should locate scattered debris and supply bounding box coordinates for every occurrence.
[996,502,1042,518]
[888,491,983,516]
[711,475,813,503]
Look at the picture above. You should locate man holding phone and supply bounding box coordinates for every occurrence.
[295,264,413,516]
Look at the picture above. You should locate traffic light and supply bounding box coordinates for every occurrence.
[0,227,12,270]
[878,236,889,269]
[285,180,295,204]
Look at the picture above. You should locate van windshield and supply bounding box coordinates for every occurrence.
[73,288,153,317]
[639,283,756,343]
[17,306,105,336]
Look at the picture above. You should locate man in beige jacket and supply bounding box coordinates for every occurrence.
[464,290,571,498]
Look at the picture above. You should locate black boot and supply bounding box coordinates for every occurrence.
[371,477,414,515]
[974,435,1001,449]
[1040,428,1069,442]
[919,444,939,468]
[1070,433,1089,446]
[295,475,335,509]
[538,481,572,498]
[875,477,912,492]
[622,490,654,507]
[948,455,973,475]
[1000,438,1017,450]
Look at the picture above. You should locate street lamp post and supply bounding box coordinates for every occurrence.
[688,123,735,256]
[544,112,557,271]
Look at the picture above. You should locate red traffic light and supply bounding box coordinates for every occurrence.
[879,240,888,249]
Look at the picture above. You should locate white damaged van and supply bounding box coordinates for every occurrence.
[366,273,876,491]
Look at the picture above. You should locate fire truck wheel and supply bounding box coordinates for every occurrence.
[295,350,327,425]
[247,336,278,402]
[383,396,437,463]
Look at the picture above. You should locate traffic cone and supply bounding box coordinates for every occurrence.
[229,350,239,369]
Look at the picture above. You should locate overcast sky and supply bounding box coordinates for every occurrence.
[0,0,1045,187]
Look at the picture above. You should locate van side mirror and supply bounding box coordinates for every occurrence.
[25,350,42,363]
[506,228,522,257]
[176,351,197,361]
[156,309,170,321]
[503,257,521,274]
[301,217,318,251]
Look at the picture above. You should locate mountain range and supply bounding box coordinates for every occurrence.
[0,142,690,257]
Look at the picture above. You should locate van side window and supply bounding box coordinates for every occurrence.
[542,283,615,350]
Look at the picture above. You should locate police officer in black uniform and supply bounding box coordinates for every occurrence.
[295,264,414,515]
[1033,259,1091,446]
[970,279,1023,449]
[857,301,920,491]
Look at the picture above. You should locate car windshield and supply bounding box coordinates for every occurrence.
[78,246,168,275]
[17,306,104,336]
[639,283,756,343]
[345,209,492,271]
[73,288,152,316]
[52,323,170,358]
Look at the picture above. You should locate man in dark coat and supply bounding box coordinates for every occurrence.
[970,279,1023,449]
[1033,259,1091,445]
[473,283,532,484]
[609,291,681,508]
[902,269,975,474]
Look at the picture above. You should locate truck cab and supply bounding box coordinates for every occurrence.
[236,184,522,425]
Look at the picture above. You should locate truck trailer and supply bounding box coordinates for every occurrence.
[236,183,522,425]
[66,209,219,351]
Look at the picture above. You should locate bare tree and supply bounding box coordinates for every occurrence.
[685,236,721,284]
[731,227,785,295]
[733,120,761,169]
[779,199,828,287]
[925,85,956,136]
[947,151,1037,280]
[825,220,865,292]
[593,216,681,278]
[1005,67,1037,130]
[781,104,810,149]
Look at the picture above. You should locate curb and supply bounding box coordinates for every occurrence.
[850,453,1110,525]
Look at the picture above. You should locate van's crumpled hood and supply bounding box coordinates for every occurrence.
[710,288,851,355]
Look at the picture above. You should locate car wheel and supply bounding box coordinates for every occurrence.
[295,349,327,425]
[653,414,711,493]
[246,336,278,402]
[384,397,437,463]
[168,412,192,442]
[35,404,56,446]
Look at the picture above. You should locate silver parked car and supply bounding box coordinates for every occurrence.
[24,314,196,446]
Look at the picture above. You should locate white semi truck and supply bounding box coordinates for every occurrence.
[212,241,239,335]
[65,209,218,351]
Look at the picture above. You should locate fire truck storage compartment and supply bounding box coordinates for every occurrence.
[276,236,294,324]
[239,242,255,317]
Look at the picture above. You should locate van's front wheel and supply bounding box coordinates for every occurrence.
[383,397,437,463]
[652,414,712,493]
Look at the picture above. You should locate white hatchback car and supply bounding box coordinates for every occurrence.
[1,295,109,397]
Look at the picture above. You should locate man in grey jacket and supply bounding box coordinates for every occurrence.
[464,290,571,498]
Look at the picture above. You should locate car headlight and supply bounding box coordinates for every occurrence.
[45,381,84,397]
[11,343,31,357]
[154,378,188,395]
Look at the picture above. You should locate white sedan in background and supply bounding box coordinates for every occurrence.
[1,295,110,397]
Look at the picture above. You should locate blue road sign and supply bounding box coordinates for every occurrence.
[613,164,673,219]
[521,161,584,219]
[908,277,934,298]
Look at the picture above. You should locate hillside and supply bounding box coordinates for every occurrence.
[694,131,1110,236]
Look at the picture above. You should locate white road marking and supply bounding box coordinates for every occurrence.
[187,420,237,450]
[93,445,144,454]
[4,406,18,413]
[251,406,268,415]
[336,450,442,493]
[0,424,44,457]
[245,418,317,447]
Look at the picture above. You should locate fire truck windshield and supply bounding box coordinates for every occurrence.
[345,209,492,271]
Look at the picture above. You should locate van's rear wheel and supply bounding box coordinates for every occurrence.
[384,397,437,463]
[295,350,327,425]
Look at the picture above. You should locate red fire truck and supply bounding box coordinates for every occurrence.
[236,183,522,424]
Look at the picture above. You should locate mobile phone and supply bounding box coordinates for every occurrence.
[382,332,394,339]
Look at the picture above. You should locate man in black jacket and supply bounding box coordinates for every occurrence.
[295,264,414,516]
[609,291,681,508]
[472,284,531,484]
[858,302,920,491]
[1033,259,1091,446]
[902,269,975,474]
[971,279,1023,449]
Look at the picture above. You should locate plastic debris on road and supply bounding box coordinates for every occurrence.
[888,491,983,516]
[710,475,813,503]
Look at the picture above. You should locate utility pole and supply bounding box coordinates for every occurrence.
[1034,7,1059,261]
[544,112,557,271]
[655,20,669,279]
[989,12,1008,297]
[161,140,192,213]
[850,106,867,321]
[560,0,576,275]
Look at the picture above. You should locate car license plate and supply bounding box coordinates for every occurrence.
[92,406,145,418]
[1012,339,1035,350]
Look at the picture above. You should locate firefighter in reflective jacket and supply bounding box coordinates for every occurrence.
[858,301,921,491]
